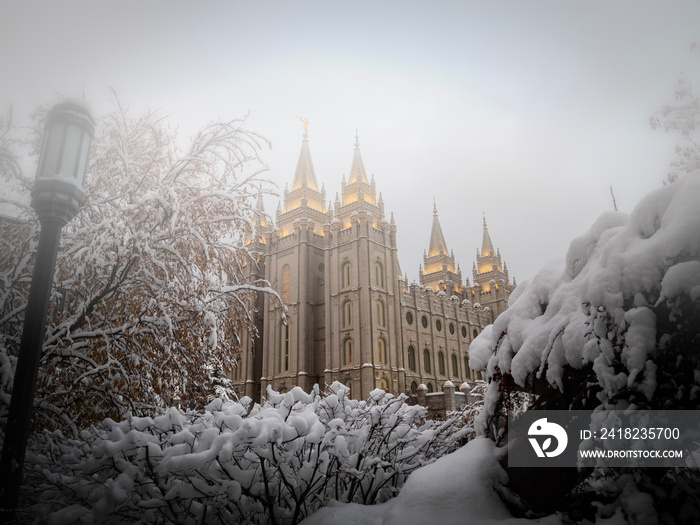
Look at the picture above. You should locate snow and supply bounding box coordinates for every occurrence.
[3,102,696,523]
[0,105,279,430]
[28,381,473,524]
[470,172,700,397]
[462,172,700,524]
[659,260,700,300]
[301,437,562,525]
[304,173,700,525]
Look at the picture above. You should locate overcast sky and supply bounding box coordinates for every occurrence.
[2,1,698,283]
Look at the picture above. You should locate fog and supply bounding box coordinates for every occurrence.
[2,1,698,282]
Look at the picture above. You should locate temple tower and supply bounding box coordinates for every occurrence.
[323,133,403,399]
[419,202,463,296]
[466,214,514,318]
[259,130,328,394]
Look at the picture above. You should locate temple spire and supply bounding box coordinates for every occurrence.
[348,131,368,184]
[291,129,320,191]
[481,212,494,257]
[428,203,449,256]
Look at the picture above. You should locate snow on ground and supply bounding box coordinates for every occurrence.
[301,437,562,525]
[303,173,700,525]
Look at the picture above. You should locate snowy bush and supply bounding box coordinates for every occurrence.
[472,172,700,426]
[0,100,277,432]
[471,172,700,522]
[21,382,471,525]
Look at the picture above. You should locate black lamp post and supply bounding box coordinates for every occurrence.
[0,101,94,519]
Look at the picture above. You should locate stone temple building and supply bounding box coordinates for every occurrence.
[235,130,515,401]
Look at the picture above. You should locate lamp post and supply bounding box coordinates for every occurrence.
[0,101,94,519]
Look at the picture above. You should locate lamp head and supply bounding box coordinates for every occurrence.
[31,100,95,225]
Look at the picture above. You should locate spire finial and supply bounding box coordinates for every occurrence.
[483,212,487,228]
[433,198,437,215]
[355,129,359,148]
[298,116,309,136]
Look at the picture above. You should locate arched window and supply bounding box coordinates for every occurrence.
[378,337,387,364]
[464,356,470,377]
[427,382,434,393]
[376,261,385,288]
[438,351,446,376]
[342,262,351,289]
[410,380,418,393]
[342,300,352,328]
[281,264,291,303]
[408,345,416,371]
[452,354,458,377]
[377,300,386,327]
[344,379,353,399]
[280,322,289,372]
[380,376,389,391]
[343,338,353,366]
[423,348,431,373]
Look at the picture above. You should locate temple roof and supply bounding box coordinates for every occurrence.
[291,133,320,191]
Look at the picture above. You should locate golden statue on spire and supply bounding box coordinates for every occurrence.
[298,116,309,134]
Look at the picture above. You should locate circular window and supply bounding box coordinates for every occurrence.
[449,322,455,335]
[473,328,479,339]
[421,315,428,329]
[461,325,467,338]
[405,311,413,325]
[436,319,442,332]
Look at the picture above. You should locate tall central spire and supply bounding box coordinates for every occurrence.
[428,202,449,257]
[348,131,369,185]
[282,126,325,216]
[481,212,494,256]
[291,131,320,191]
[341,131,376,207]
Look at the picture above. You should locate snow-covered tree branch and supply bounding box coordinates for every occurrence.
[18,382,473,525]
[470,172,700,522]
[0,99,278,432]
[650,43,700,183]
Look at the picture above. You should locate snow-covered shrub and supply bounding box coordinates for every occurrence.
[448,380,487,434]
[471,172,700,522]
[0,100,277,432]
[472,172,700,427]
[24,382,471,525]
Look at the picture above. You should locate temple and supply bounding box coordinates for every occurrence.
[237,129,515,400]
